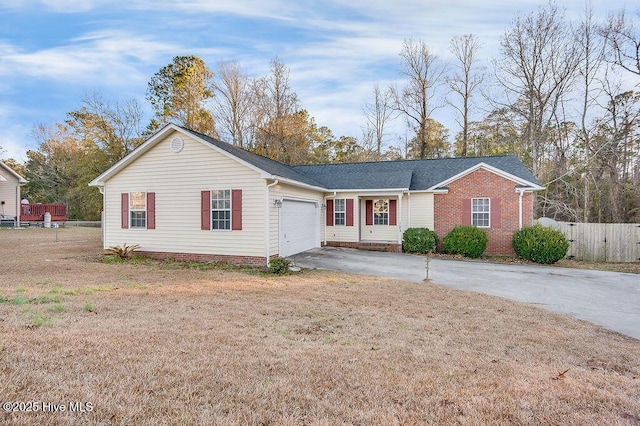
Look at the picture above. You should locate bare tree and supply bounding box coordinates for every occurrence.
[448,34,484,157]
[256,57,299,122]
[575,6,607,221]
[601,9,640,77]
[391,39,448,159]
[494,3,582,175]
[77,92,145,160]
[252,57,310,164]
[212,61,254,148]
[587,79,640,222]
[362,84,395,156]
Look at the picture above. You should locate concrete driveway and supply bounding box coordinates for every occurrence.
[291,247,640,340]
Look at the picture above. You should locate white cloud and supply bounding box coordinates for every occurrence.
[1,0,635,159]
[0,31,181,86]
[0,0,105,13]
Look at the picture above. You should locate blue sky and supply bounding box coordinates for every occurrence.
[0,0,632,161]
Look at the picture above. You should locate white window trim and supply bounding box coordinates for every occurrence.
[211,189,232,231]
[129,191,147,230]
[334,198,346,226]
[373,199,389,226]
[472,197,490,228]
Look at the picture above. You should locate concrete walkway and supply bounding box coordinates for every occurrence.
[291,247,640,340]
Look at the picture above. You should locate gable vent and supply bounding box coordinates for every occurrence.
[170,137,184,153]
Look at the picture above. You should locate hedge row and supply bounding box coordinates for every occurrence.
[402,225,569,264]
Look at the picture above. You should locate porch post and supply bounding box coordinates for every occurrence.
[517,189,524,230]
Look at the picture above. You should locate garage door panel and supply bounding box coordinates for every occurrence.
[280,200,318,257]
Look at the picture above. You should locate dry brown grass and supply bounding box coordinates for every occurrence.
[1,227,639,425]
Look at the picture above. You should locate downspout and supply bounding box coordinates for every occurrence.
[398,192,403,245]
[517,189,525,230]
[99,187,105,245]
[15,184,19,227]
[323,192,337,246]
[265,179,279,267]
[407,192,411,229]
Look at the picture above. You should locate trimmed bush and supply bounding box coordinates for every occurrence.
[443,225,488,258]
[269,257,290,274]
[512,225,569,264]
[402,227,438,254]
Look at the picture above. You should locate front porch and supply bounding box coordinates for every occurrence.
[324,192,413,254]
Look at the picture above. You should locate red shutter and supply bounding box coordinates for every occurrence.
[389,199,397,226]
[346,199,354,227]
[462,199,471,225]
[365,200,373,225]
[121,193,128,229]
[201,190,211,231]
[147,192,156,230]
[490,198,501,228]
[326,199,334,226]
[232,189,242,230]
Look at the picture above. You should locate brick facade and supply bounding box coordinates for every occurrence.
[323,241,402,253]
[434,168,535,256]
[137,251,268,266]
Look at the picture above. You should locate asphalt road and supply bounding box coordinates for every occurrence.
[291,247,640,340]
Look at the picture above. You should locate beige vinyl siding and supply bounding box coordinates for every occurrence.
[0,169,20,220]
[325,192,359,243]
[103,131,266,257]
[269,183,323,257]
[404,193,434,230]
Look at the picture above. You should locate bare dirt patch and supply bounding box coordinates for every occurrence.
[1,227,639,425]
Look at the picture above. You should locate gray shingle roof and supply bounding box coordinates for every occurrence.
[179,127,326,188]
[181,127,540,191]
[293,156,540,190]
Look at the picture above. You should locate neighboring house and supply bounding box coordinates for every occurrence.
[0,161,27,226]
[89,124,543,265]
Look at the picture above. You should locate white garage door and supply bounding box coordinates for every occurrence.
[280,200,319,257]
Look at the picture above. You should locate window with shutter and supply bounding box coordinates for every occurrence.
[202,189,242,231]
[334,199,346,226]
[472,198,490,228]
[129,192,147,229]
[211,189,231,230]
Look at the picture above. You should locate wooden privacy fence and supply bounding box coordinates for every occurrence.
[557,222,640,262]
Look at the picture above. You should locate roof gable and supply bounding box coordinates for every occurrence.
[89,124,326,189]
[0,161,27,183]
[294,155,541,191]
[90,125,540,193]
[426,161,544,190]
[177,127,326,189]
